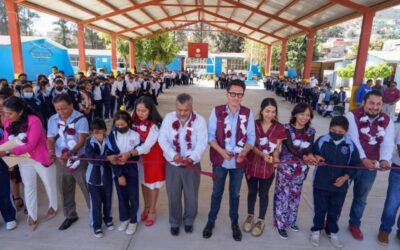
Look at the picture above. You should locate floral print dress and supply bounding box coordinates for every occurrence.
[273,123,315,230]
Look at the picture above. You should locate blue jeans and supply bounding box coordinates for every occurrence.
[379,169,400,236]
[208,166,244,223]
[349,170,377,227]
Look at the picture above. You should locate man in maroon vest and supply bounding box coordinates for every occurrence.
[346,90,394,240]
[202,79,256,241]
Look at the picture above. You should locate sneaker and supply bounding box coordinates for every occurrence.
[290,224,300,232]
[106,222,114,231]
[330,233,343,248]
[348,225,363,241]
[117,220,129,232]
[6,221,17,230]
[251,219,265,237]
[94,229,104,238]
[377,231,389,246]
[310,231,320,247]
[126,223,137,235]
[277,228,288,239]
[243,214,254,232]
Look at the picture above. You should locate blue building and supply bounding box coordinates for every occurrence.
[0,36,74,81]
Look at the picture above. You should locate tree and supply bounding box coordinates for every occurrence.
[172,30,188,51]
[53,19,73,47]
[142,32,179,70]
[85,29,106,49]
[364,63,393,79]
[271,44,281,69]
[243,39,266,73]
[318,25,345,43]
[337,64,355,79]
[369,39,384,51]
[285,35,320,75]
[0,2,39,36]
[210,32,244,52]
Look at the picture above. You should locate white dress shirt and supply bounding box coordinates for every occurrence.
[111,80,124,96]
[115,129,141,153]
[158,112,208,166]
[136,124,159,155]
[346,111,395,162]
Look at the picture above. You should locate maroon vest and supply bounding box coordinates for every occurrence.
[210,105,250,168]
[352,108,390,161]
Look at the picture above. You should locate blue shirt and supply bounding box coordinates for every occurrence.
[355,84,372,105]
[208,105,256,169]
[47,110,89,157]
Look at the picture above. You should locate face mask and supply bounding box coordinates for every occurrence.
[23,93,33,99]
[329,132,344,141]
[56,86,64,92]
[68,84,75,89]
[15,85,22,92]
[116,126,129,134]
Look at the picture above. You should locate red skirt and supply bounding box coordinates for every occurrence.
[142,142,166,184]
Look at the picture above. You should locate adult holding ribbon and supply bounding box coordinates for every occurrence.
[0,96,57,231]
[346,90,395,241]
[203,79,256,242]
[47,93,90,231]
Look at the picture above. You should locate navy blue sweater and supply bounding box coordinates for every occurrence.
[312,134,361,192]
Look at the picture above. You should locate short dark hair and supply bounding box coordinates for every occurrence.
[113,110,132,127]
[290,103,313,129]
[53,93,73,105]
[176,93,193,104]
[90,118,107,131]
[329,116,349,131]
[21,84,33,91]
[363,89,383,102]
[227,79,246,92]
[52,66,58,69]
[54,78,64,85]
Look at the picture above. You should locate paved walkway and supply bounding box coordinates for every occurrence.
[1,82,399,250]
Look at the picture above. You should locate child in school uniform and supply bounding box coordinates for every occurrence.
[85,118,114,238]
[106,111,141,235]
[310,116,361,248]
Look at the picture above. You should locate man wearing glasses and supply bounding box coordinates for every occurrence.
[203,79,255,241]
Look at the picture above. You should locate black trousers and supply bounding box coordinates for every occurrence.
[125,94,136,110]
[93,100,103,118]
[311,188,347,234]
[246,175,274,220]
[114,170,139,223]
[88,182,113,230]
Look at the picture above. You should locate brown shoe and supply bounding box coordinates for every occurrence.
[243,214,254,232]
[377,231,389,246]
[251,219,265,237]
[46,207,57,221]
[28,216,38,231]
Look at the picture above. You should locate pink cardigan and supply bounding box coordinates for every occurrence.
[1,115,51,166]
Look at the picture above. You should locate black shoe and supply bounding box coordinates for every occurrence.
[290,224,300,232]
[184,225,193,233]
[170,227,179,236]
[231,222,242,241]
[277,228,288,239]
[58,217,79,230]
[202,221,214,239]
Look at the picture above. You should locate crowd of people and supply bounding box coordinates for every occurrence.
[0,68,399,249]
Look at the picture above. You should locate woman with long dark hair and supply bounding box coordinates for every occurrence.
[0,96,57,231]
[273,103,317,239]
[130,96,165,226]
[243,98,286,237]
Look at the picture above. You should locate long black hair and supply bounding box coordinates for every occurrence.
[134,96,163,127]
[258,98,279,122]
[3,96,41,135]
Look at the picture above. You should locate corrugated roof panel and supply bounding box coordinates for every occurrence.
[180,0,193,4]
[185,11,199,19]
[239,27,252,34]
[143,6,167,19]
[261,20,285,32]
[127,10,153,23]
[92,20,123,32]
[240,0,262,9]
[28,0,91,20]
[353,0,386,6]
[163,6,182,16]
[204,0,219,4]
[262,37,276,44]
[147,24,161,31]
[299,5,353,28]
[108,15,137,27]
[250,32,264,39]
[247,13,269,27]
[68,0,108,15]
[135,28,149,35]
[226,23,240,31]
[232,9,252,21]
[259,0,293,14]
[107,0,133,9]
[162,21,176,28]
[218,8,234,17]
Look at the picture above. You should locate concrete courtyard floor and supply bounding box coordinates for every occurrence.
[1,81,399,250]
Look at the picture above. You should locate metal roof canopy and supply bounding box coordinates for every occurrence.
[14,0,400,45]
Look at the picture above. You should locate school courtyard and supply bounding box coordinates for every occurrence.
[0,82,398,250]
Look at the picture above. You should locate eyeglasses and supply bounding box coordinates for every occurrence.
[228,92,244,98]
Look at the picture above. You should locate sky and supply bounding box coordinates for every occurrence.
[31,4,400,37]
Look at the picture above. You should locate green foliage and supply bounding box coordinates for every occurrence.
[210,32,244,52]
[286,35,320,72]
[0,2,39,35]
[243,40,266,66]
[364,63,393,79]
[271,44,281,69]
[337,64,355,78]
[53,19,73,47]
[318,26,345,43]
[172,30,188,51]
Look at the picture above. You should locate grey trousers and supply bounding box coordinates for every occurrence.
[165,162,200,227]
[56,159,90,219]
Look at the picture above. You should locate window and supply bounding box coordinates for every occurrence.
[69,55,78,67]
[227,58,246,70]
